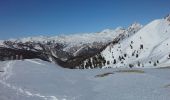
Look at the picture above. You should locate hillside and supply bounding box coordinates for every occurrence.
[82,14,170,68]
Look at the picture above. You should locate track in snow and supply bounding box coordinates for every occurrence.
[0,61,60,100]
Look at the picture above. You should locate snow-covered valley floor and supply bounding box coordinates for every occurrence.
[0,59,170,100]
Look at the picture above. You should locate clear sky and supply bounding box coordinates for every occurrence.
[0,0,170,39]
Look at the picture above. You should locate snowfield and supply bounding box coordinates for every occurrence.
[101,15,170,68]
[0,59,170,100]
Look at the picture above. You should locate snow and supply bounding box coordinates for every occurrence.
[0,40,4,46]
[101,17,170,68]
[0,59,170,100]
[18,30,118,45]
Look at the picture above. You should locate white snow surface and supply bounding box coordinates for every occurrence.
[0,59,170,100]
[0,40,4,46]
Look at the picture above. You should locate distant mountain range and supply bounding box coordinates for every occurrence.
[0,14,170,69]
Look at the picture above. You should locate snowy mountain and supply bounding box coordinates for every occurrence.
[1,15,170,69]
[0,22,142,68]
[82,14,170,68]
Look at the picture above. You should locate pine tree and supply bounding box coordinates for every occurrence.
[130,44,133,49]
[103,59,106,66]
[121,56,125,60]
[136,54,138,58]
[137,62,140,67]
[113,59,116,64]
[87,59,92,69]
[107,61,110,65]
[140,44,143,49]
[154,62,157,66]
[129,64,134,68]
[92,56,97,68]
[119,56,122,61]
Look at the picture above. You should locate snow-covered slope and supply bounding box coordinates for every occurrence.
[1,60,170,100]
[101,15,170,68]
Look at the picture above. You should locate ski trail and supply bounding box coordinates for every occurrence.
[0,61,14,81]
[0,80,59,100]
[0,61,61,100]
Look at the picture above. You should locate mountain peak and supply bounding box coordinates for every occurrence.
[128,22,143,29]
[164,14,170,22]
[101,29,114,33]
[127,22,143,33]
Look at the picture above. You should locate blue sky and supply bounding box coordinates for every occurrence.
[0,0,170,39]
